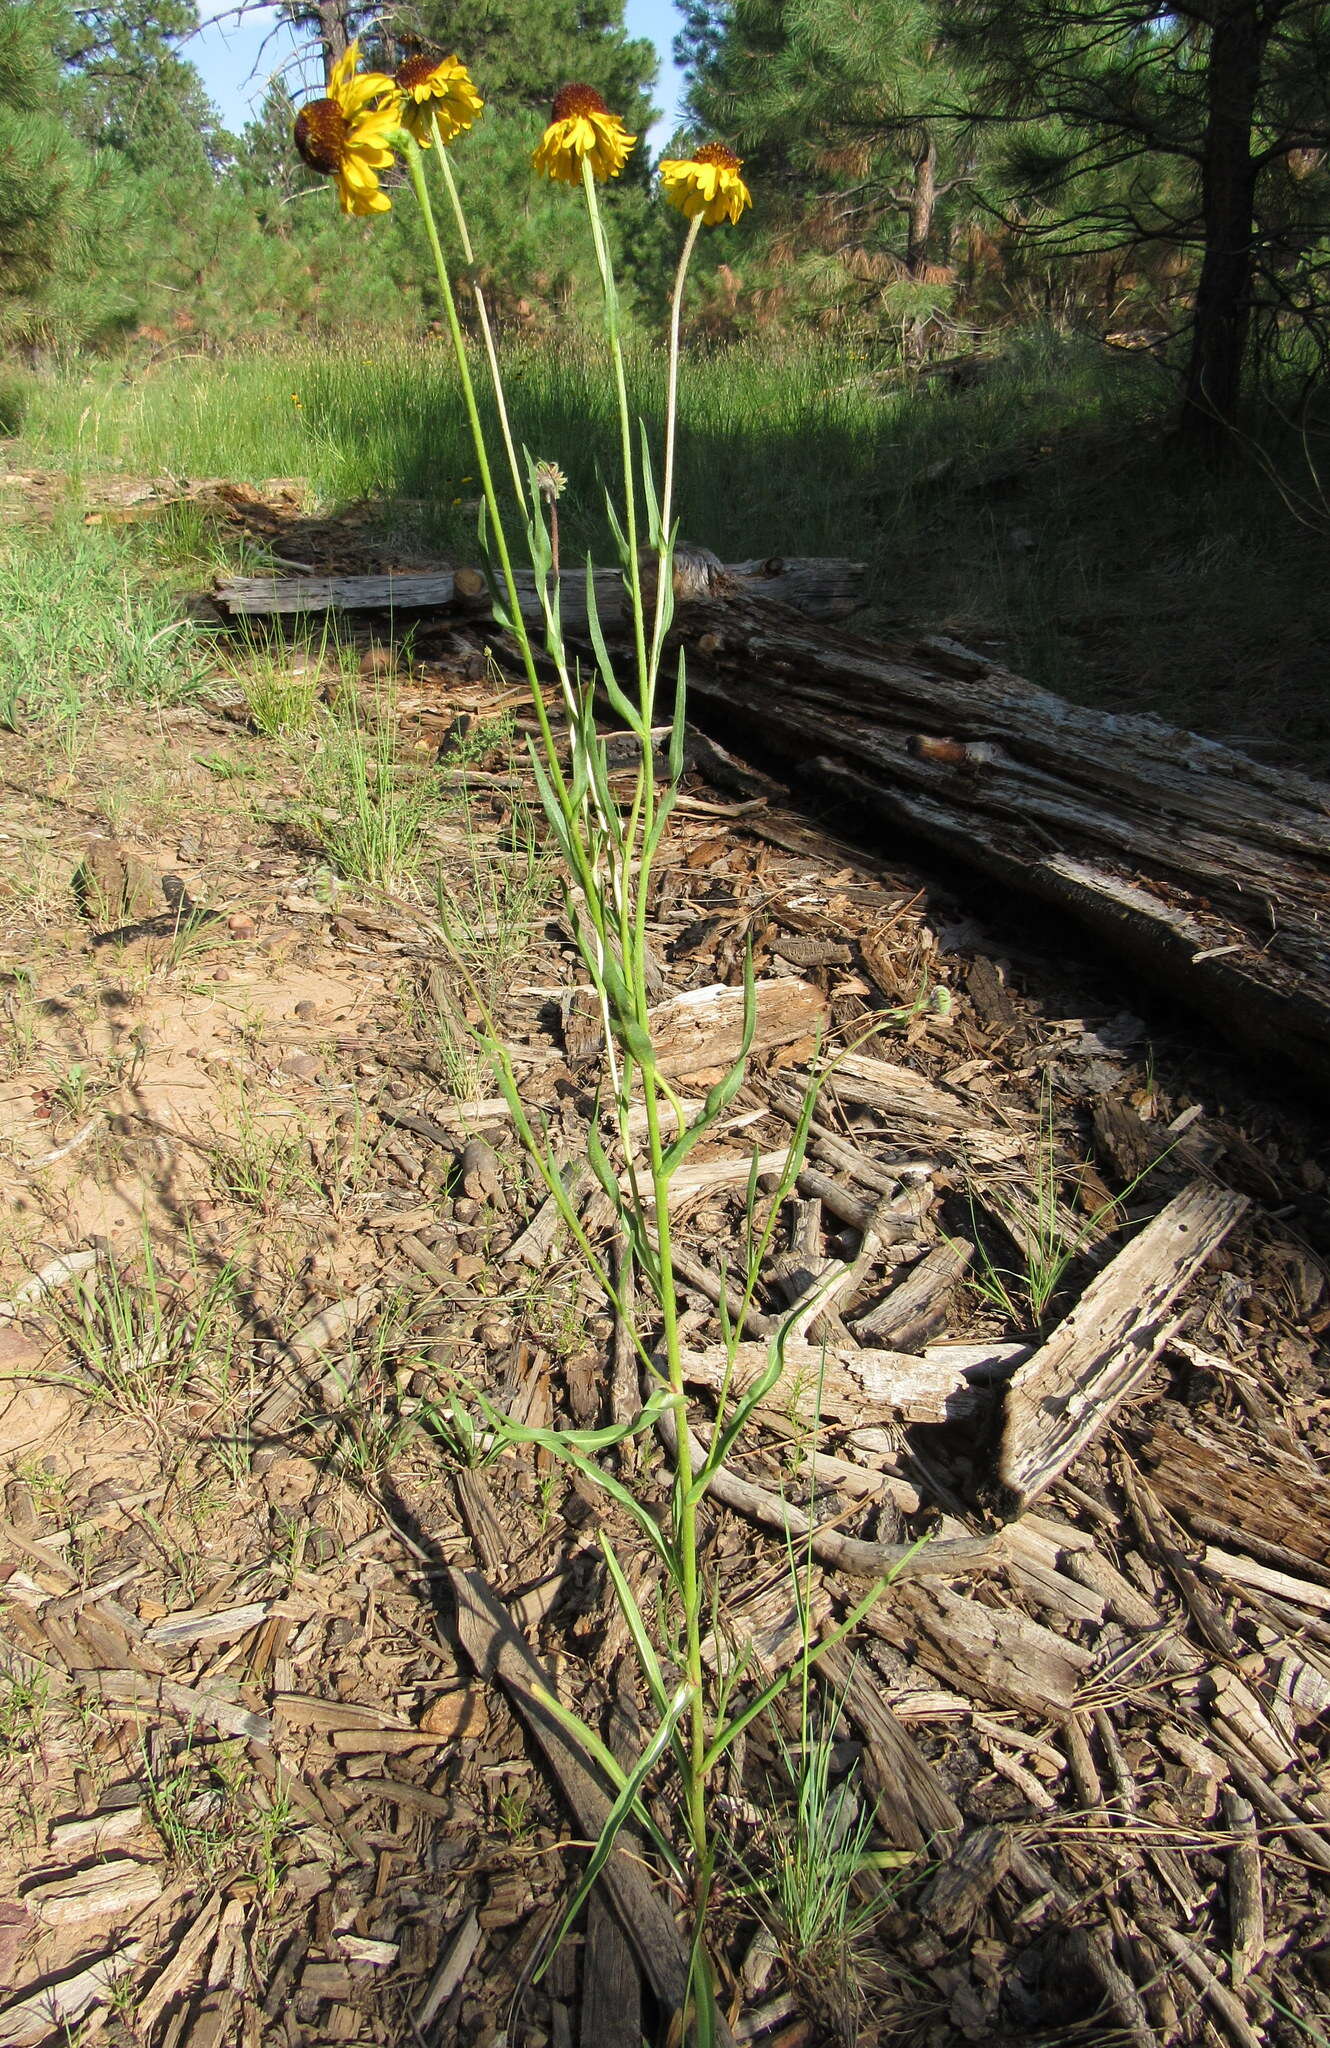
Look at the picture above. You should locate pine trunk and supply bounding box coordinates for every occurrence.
[1181,3,1269,445]
[906,132,938,276]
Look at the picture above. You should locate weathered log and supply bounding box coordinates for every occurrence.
[213,553,1330,1087]
[663,598,1330,1092]
[212,553,866,624]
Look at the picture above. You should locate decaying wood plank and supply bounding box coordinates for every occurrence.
[816,1641,963,1854]
[214,553,866,622]
[919,1825,1014,1934]
[448,1567,731,2042]
[0,1945,144,2048]
[654,1401,998,1581]
[1136,1421,1330,1570]
[680,1336,1000,1426]
[1000,1182,1248,1509]
[645,978,829,1081]
[867,1579,1094,1717]
[852,1240,973,1350]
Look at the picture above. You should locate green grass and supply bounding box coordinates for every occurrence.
[7,329,1330,763]
[0,514,214,736]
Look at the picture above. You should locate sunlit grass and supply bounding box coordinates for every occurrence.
[8,328,1330,761]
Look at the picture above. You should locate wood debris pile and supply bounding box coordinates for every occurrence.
[2,596,1329,2048]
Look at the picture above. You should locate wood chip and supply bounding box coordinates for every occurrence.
[25,1859,162,1926]
[1000,1181,1248,1508]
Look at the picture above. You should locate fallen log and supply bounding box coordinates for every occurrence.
[212,554,1330,1089]
[664,596,1330,1092]
[213,552,867,625]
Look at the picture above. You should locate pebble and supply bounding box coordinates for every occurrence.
[227,912,256,939]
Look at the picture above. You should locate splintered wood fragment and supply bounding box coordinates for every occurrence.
[49,1806,145,1855]
[454,1469,510,1579]
[581,1898,640,2048]
[1222,1755,1330,1875]
[78,1670,270,1744]
[1224,1789,1265,1990]
[680,1339,993,1426]
[866,1580,1094,1717]
[273,1693,407,1732]
[253,1286,383,1433]
[1138,1421,1330,1569]
[133,1891,228,2037]
[448,1567,734,2043]
[0,1943,143,2048]
[1000,1182,1248,1508]
[853,1240,973,1350]
[503,1159,594,1268]
[610,1232,639,1451]
[817,1641,962,1853]
[1202,1545,1330,1614]
[920,1826,1013,1934]
[26,1859,162,1926]
[646,978,829,1081]
[1121,1462,1247,1662]
[653,1402,996,1581]
[145,1602,270,1647]
[698,1574,834,1682]
[1144,1918,1265,2048]
[642,1150,792,1205]
[414,1909,481,2033]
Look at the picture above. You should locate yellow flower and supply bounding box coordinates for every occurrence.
[660,142,751,226]
[533,83,635,185]
[294,41,400,216]
[394,53,484,147]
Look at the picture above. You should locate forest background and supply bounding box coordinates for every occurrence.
[5,0,1330,752]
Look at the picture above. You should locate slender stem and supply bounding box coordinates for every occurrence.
[651,213,702,672]
[430,120,525,511]
[575,155,710,1888]
[404,139,604,931]
[579,156,650,717]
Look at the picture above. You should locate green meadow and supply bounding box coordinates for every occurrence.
[8,329,1328,764]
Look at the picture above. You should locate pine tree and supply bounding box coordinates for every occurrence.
[685,0,972,337]
[0,1,102,328]
[941,0,1330,440]
[62,1,228,179]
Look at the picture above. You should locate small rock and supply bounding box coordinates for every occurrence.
[294,999,319,1021]
[452,1254,486,1283]
[279,1053,322,1085]
[227,912,256,939]
[359,643,397,680]
[73,839,162,925]
[459,1137,502,1202]
[418,1691,487,1741]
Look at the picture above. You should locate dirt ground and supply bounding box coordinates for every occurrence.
[2,478,1330,2048]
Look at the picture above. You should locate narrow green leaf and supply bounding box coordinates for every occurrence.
[638,422,663,549]
[600,1533,671,1717]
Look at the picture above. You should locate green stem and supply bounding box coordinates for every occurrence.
[650,213,702,673]
[575,154,709,1890]
[404,137,605,939]
[429,120,525,511]
[578,160,650,727]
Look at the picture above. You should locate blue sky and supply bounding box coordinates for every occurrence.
[191,1,689,144]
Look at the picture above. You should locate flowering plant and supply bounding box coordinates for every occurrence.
[290,59,878,2044]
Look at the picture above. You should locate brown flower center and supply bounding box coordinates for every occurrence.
[395,55,439,92]
[552,83,608,122]
[693,142,741,172]
[294,99,346,174]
